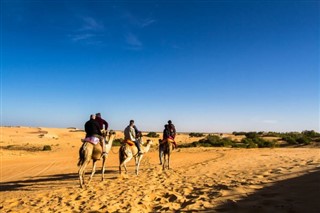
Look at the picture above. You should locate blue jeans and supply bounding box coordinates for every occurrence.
[134,139,141,152]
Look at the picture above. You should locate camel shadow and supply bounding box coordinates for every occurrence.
[0,170,119,192]
[213,168,320,213]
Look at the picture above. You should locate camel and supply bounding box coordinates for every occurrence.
[78,130,116,188]
[160,139,175,170]
[119,139,153,175]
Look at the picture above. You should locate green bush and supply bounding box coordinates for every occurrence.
[113,138,123,146]
[42,145,52,151]
[241,138,258,148]
[189,132,204,137]
[296,137,311,145]
[232,131,246,136]
[146,132,159,138]
[302,130,320,138]
[245,132,259,139]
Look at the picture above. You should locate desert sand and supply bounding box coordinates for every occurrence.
[1,126,320,212]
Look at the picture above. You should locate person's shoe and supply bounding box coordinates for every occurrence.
[138,151,143,155]
[101,152,107,157]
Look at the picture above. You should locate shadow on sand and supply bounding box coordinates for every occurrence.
[213,168,320,213]
[0,169,119,192]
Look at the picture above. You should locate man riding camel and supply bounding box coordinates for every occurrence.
[84,114,107,157]
[124,120,143,155]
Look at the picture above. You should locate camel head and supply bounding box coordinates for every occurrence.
[146,139,153,146]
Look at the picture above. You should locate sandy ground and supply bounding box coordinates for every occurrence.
[1,127,320,212]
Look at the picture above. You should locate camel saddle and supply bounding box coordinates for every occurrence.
[161,137,175,144]
[81,136,100,145]
[123,139,135,146]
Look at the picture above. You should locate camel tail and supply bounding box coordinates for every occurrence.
[77,145,85,167]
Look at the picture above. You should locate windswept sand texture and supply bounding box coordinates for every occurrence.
[1,127,320,212]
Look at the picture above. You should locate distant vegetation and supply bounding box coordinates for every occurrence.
[113,138,123,146]
[145,132,160,138]
[189,132,205,137]
[179,130,320,149]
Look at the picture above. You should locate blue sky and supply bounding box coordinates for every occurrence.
[1,0,319,132]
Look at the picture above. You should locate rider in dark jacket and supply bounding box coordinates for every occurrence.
[85,115,102,137]
[84,114,106,155]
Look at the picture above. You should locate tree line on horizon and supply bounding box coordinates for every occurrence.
[180,130,320,148]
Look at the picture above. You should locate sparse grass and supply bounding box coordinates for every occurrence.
[1,145,43,152]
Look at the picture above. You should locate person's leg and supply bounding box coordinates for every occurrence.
[94,134,106,153]
[134,140,141,153]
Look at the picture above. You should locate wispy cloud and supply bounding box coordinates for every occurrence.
[79,17,104,31]
[70,33,95,42]
[122,11,156,28]
[125,32,142,47]
[69,16,105,45]
[140,18,156,28]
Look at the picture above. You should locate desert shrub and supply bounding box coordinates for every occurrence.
[302,130,320,138]
[231,143,248,148]
[113,138,123,146]
[146,132,159,138]
[232,131,246,136]
[241,138,258,148]
[282,136,297,145]
[254,138,276,148]
[264,132,282,137]
[245,132,259,139]
[296,137,311,145]
[314,138,320,143]
[42,145,52,151]
[189,132,204,137]
[221,138,233,147]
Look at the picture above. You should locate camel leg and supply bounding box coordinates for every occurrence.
[135,155,143,175]
[162,154,166,170]
[88,160,97,184]
[101,155,107,181]
[78,159,91,188]
[167,153,170,170]
[121,155,132,174]
[159,146,163,165]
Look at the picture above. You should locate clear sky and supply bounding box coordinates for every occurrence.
[1,0,319,133]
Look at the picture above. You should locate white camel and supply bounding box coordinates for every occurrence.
[77,131,116,188]
[119,139,153,175]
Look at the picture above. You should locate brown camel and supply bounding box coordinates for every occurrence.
[119,139,153,175]
[78,130,116,188]
[161,139,174,170]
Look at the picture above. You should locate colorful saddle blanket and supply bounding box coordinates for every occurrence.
[161,136,175,144]
[81,136,100,145]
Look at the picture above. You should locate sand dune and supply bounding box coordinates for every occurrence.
[1,127,319,212]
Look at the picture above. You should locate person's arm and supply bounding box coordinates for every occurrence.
[102,119,108,130]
